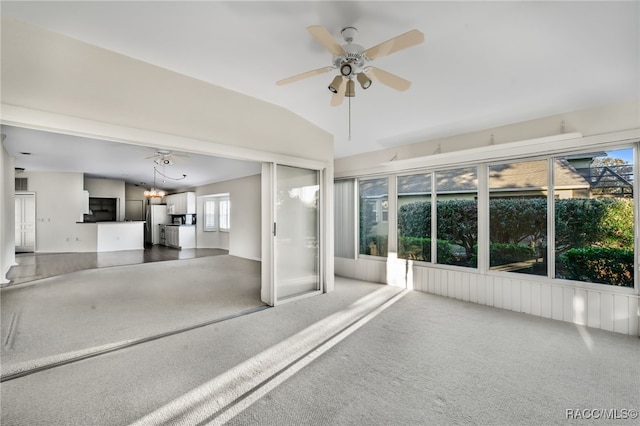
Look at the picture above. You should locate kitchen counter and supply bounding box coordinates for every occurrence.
[73,221,145,252]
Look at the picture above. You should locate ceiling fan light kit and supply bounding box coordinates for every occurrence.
[357,72,372,90]
[277,25,423,104]
[328,75,344,93]
[277,24,424,139]
[345,79,355,98]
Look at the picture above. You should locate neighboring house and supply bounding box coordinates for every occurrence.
[364,159,593,221]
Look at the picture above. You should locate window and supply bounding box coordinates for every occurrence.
[219,198,230,231]
[436,167,477,268]
[352,142,636,288]
[489,160,548,276]
[554,148,634,287]
[204,199,216,231]
[334,179,356,258]
[359,178,388,257]
[398,173,432,262]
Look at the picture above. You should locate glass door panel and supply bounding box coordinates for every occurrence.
[275,165,320,301]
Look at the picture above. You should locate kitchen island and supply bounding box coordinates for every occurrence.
[75,221,145,252]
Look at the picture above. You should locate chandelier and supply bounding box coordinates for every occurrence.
[144,167,166,199]
[144,165,187,199]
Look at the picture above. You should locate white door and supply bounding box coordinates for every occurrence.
[274,165,321,302]
[15,193,36,252]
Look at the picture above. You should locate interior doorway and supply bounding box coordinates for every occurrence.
[15,193,36,253]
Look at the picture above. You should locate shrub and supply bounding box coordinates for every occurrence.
[398,202,430,238]
[436,200,478,264]
[397,197,633,285]
[559,247,634,287]
[554,198,633,252]
[489,198,547,245]
[398,237,455,263]
[363,235,388,257]
[489,243,537,266]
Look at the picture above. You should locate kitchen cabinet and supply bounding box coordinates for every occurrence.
[164,225,196,249]
[165,225,179,248]
[165,192,196,215]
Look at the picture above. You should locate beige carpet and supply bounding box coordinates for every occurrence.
[1,255,262,375]
[227,290,640,425]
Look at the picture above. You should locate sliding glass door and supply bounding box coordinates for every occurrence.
[274,165,321,301]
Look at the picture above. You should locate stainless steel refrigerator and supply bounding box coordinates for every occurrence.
[145,204,170,245]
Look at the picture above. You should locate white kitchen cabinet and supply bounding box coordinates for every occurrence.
[165,225,178,248]
[164,194,176,214]
[164,225,195,249]
[164,192,195,215]
[178,226,196,248]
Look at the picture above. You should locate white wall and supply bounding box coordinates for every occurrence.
[335,257,639,337]
[84,177,126,221]
[335,100,640,177]
[0,16,334,296]
[1,144,16,283]
[195,174,261,261]
[21,171,95,253]
[0,16,333,164]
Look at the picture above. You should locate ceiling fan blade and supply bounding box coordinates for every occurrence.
[366,67,412,91]
[330,77,347,106]
[364,29,424,60]
[307,25,346,57]
[276,67,332,86]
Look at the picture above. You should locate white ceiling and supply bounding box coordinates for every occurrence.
[2,125,262,191]
[1,1,639,182]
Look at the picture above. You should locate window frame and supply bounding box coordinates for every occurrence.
[357,177,390,258]
[219,198,230,232]
[348,138,637,292]
[203,199,217,232]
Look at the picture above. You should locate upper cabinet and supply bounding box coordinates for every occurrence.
[165,192,196,215]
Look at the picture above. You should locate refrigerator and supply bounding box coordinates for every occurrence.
[145,205,170,245]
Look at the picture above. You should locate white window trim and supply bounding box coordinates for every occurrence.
[219,198,230,232]
[359,138,638,293]
[203,199,217,232]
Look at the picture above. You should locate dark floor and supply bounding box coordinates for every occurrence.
[4,244,228,287]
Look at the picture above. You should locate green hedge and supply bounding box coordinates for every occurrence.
[398,237,455,263]
[559,247,634,287]
[397,197,634,285]
[489,243,536,266]
[399,198,633,251]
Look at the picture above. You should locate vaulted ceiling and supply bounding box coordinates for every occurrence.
[2,1,638,185]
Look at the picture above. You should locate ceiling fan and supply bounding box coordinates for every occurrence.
[145,150,189,166]
[277,25,424,106]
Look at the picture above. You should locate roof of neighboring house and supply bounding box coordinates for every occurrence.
[490,159,590,191]
[361,159,590,197]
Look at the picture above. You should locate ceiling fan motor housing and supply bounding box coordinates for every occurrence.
[334,43,366,77]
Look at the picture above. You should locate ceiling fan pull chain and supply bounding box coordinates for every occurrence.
[348,94,352,141]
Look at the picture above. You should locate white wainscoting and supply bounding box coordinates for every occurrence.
[335,257,640,336]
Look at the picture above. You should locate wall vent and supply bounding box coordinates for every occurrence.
[15,177,28,192]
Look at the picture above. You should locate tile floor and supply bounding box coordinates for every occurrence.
[5,245,228,286]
